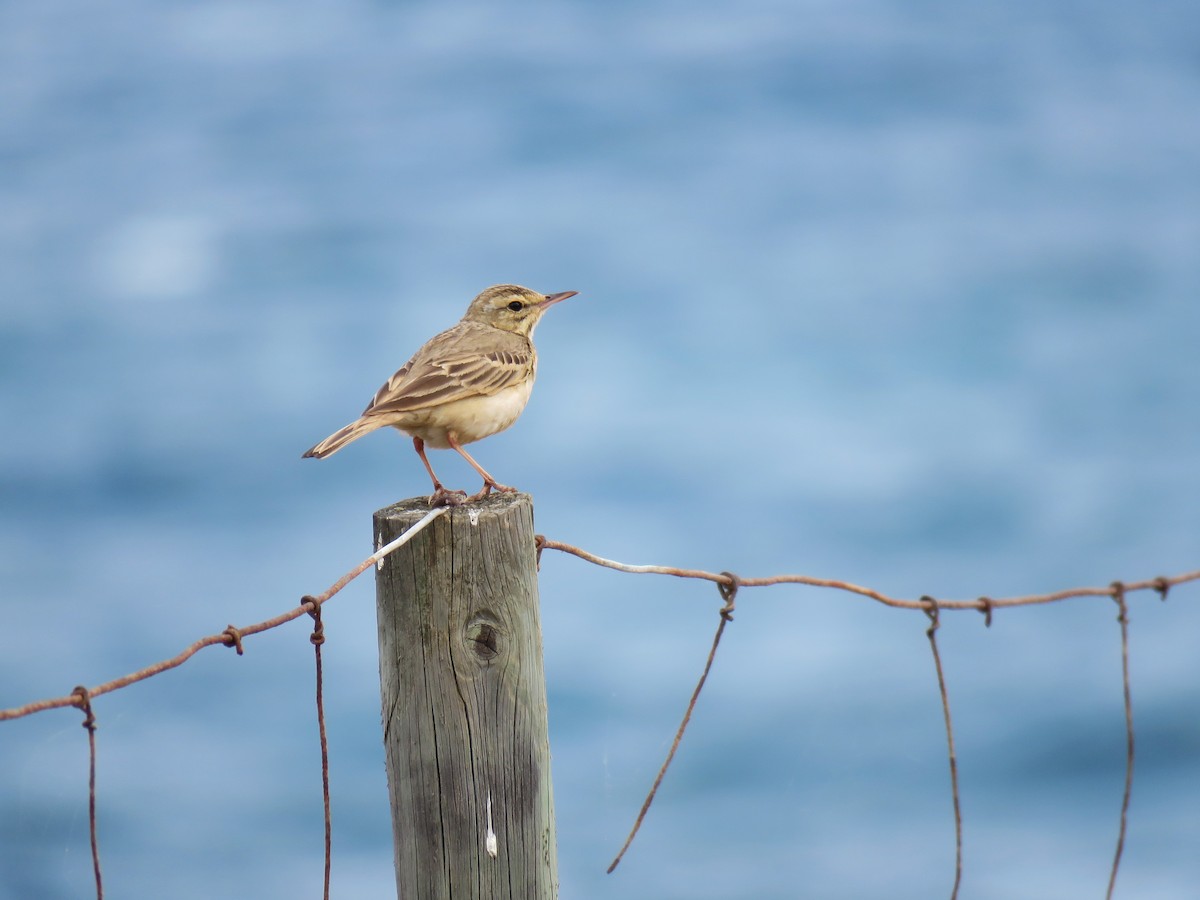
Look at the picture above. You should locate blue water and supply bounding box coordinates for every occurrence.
[3,2,1199,897]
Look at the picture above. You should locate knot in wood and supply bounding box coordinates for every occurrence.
[465,613,501,661]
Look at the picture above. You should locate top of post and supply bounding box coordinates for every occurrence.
[374,491,533,524]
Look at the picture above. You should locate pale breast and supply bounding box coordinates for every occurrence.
[389,379,535,448]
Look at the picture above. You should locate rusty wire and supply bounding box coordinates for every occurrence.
[922,596,962,900]
[71,685,103,900]
[535,538,1200,612]
[535,537,1199,895]
[306,597,332,900]
[0,508,445,900]
[1106,582,1134,900]
[0,520,1193,898]
[607,573,739,874]
[0,507,447,723]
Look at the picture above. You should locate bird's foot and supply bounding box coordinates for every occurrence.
[469,480,517,501]
[429,486,469,507]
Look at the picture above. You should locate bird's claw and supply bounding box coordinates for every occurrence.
[469,481,516,501]
[429,487,469,507]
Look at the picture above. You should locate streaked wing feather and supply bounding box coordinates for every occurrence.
[365,329,534,416]
[365,359,414,413]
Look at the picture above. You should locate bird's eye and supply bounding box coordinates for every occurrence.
[507,300,524,312]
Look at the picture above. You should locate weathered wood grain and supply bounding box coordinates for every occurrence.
[374,492,557,899]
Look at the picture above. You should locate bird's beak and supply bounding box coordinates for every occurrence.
[539,290,578,307]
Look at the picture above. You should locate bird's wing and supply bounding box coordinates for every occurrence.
[364,326,534,416]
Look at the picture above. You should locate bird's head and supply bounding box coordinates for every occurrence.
[462,284,579,337]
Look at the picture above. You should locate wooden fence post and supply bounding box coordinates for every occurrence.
[373,492,558,899]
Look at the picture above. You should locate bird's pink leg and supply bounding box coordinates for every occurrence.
[446,432,516,499]
[413,436,466,506]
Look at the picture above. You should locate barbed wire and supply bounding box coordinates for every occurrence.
[1,517,1196,899]
[534,538,1197,611]
[534,537,1199,896]
[0,508,448,723]
[0,506,447,900]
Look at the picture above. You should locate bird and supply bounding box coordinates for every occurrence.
[302,283,579,505]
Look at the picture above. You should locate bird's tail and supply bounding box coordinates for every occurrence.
[301,417,382,459]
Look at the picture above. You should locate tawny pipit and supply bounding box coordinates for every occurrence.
[302,284,578,505]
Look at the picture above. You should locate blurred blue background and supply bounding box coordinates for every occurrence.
[2,1,1199,897]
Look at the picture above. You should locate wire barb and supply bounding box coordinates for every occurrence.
[976,596,994,627]
[717,571,739,620]
[1111,581,1128,624]
[221,625,245,656]
[71,686,104,900]
[72,684,97,732]
[305,596,327,648]
[1152,576,1170,602]
[921,595,941,637]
